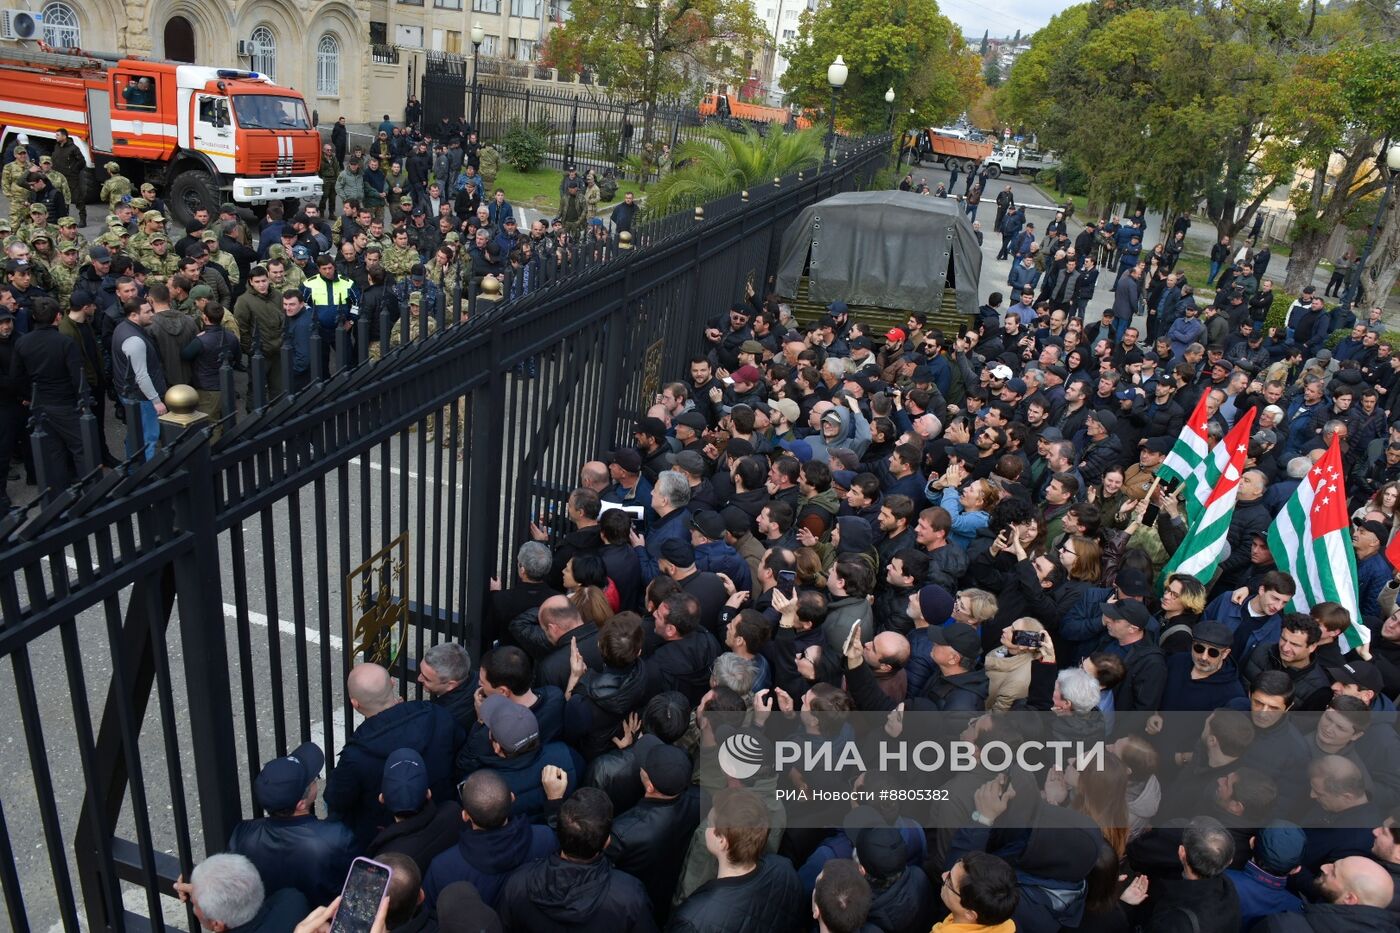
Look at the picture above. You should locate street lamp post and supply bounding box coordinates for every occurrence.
[824,55,848,167]
[895,107,913,171]
[469,22,485,133]
[1342,142,1400,313]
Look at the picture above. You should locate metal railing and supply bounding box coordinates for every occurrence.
[0,135,888,932]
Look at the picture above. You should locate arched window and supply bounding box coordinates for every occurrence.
[316,34,340,95]
[249,25,276,80]
[41,2,79,48]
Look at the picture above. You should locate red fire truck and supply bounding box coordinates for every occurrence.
[0,45,321,224]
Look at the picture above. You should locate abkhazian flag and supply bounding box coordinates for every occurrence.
[1156,390,1211,520]
[1160,407,1256,586]
[1267,436,1368,652]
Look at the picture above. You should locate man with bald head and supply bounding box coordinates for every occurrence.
[1256,855,1395,931]
[323,662,464,845]
[579,460,611,494]
[862,631,911,705]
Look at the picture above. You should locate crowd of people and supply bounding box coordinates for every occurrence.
[0,113,643,510]
[168,205,1400,933]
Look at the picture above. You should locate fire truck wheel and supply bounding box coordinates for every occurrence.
[169,170,220,227]
[986,164,1002,180]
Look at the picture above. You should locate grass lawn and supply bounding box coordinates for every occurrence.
[495,165,566,212]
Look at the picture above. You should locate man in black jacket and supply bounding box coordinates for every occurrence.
[417,641,475,731]
[670,788,803,933]
[11,296,86,493]
[367,748,463,876]
[498,787,656,931]
[324,662,464,846]
[605,743,703,925]
[226,741,358,906]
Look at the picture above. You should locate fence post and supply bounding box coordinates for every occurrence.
[160,386,242,856]
[566,96,580,168]
[524,85,531,127]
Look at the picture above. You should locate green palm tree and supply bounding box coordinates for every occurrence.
[643,124,825,217]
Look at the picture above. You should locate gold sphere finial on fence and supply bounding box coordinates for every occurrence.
[165,384,198,415]
[694,205,704,222]
[618,230,634,250]
[773,176,781,188]
[479,274,503,302]
[741,190,749,202]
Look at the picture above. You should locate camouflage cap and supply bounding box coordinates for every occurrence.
[29,231,50,242]
[104,214,118,225]
[129,198,149,211]
[140,209,164,222]
[27,203,45,213]
[444,232,460,244]
[96,232,122,247]
[38,155,51,165]
[409,290,422,305]
[200,229,218,242]
[105,161,120,172]
[148,232,168,244]
[57,217,76,228]
[266,243,286,259]
[0,221,13,233]
[189,283,214,301]
[141,182,157,193]
[400,196,413,206]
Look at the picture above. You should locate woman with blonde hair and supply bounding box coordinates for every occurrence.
[985,617,1047,711]
[1156,573,1206,652]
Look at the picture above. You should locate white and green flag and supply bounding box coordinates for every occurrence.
[1157,390,1212,522]
[1267,436,1368,652]
[1161,407,1256,586]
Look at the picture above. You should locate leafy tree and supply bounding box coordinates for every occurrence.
[979,29,989,56]
[641,124,824,215]
[779,0,981,136]
[1268,41,1400,291]
[982,58,1001,88]
[541,0,766,143]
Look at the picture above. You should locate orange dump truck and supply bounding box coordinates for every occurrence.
[699,94,811,130]
[0,44,321,225]
[903,128,995,174]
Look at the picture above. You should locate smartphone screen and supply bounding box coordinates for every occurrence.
[330,858,393,933]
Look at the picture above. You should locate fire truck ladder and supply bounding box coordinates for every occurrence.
[0,45,117,73]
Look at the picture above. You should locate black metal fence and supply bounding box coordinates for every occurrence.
[0,136,889,931]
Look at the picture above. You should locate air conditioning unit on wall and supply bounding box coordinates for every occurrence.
[0,9,42,41]
[236,39,253,57]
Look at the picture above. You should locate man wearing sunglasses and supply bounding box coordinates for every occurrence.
[1151,622,1247,762]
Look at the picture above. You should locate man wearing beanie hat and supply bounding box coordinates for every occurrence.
[367,748,465,874]
[227,741,358,906]
[1225,821,1305,928]
[854,825,938,933]
[1352,518,1393,619]
[476,694,577,821]
[1079,408,1124,487]
[605,743,703,923]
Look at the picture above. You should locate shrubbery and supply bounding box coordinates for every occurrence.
[499,121,549,172]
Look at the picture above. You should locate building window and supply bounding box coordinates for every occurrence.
[41,2,79,47]
[472,0,500,12]
[480,35,498,56]
[250,25,276,79]
[780,28,794,39]
[508,38,536,60]
[445,30,461,53]
[436,0,463,8]
[316,34,339,95]
[510,0,539,17]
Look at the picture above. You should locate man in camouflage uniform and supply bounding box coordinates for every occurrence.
[128,209,165,262]
[390,194,414,227]
[2,146,34,227]
[30,230,57,270]
[266,250,304,290]
[55,216,86,256]
[0,220,13,249]
[141,183,167,217]
[478,144,500,190]
[201,229,240,289]
[99,162,132,211]
[97,222,130,256]
[363,217,391,255]
[17,203,56,246]
[143,233,180,286]
[382,228,418,278]
[49,240,81,305]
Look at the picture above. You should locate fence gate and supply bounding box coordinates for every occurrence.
[422,53,466,128]
[0,137,892,931]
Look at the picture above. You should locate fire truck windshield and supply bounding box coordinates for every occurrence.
[232,95,310,130]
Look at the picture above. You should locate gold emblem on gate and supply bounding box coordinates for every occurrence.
[347,533,410,666]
